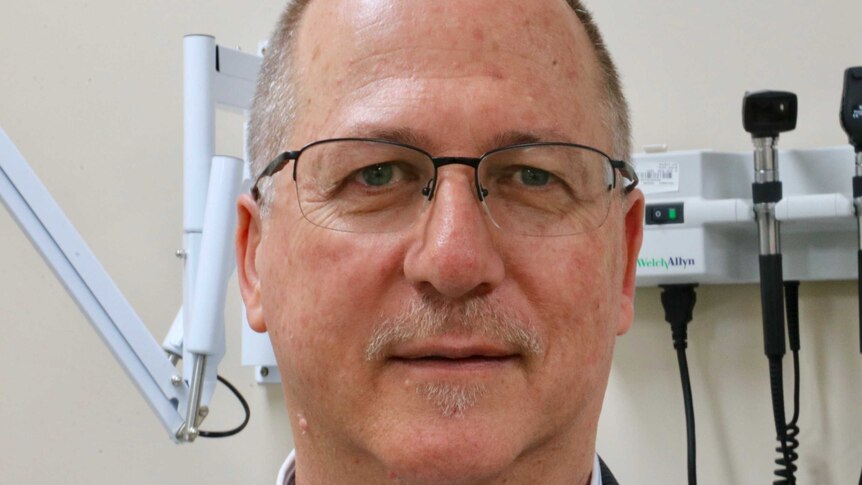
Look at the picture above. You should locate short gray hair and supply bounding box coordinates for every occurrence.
[248,0,631,211]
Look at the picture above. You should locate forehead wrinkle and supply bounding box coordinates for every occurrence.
[339,43,575,89]
[342,72,511,103]
[347,42,560,67]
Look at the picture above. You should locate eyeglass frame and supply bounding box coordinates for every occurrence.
[251,138,639,205]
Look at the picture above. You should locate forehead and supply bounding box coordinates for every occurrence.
[290,0,607,152]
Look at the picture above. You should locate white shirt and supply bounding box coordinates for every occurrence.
[276,449,603,485]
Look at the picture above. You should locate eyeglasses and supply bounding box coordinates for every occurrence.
[252,138,638,237]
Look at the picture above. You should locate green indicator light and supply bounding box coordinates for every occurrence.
[668,208,677,220]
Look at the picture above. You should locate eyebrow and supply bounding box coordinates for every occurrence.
[490,129,576,149]
[342,125,577,155]
[355,127,431,150]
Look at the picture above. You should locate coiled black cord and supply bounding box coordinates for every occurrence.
[198,375,251,438]
[783,281,801,483]
[660,284,698,485]
[769,358,796,484]
[782,351,800,482]
[767,281,802,484]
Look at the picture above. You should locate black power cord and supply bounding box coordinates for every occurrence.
[660,283,699,485]
[783,281,801,479]
[765,281,803,484]
[198,375,251,438]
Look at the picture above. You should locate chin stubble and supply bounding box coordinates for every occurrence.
[416,382,488,418]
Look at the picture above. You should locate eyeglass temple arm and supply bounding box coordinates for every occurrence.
[251,151,300,201]
[612,160,639,193]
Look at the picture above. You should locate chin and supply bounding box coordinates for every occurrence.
[372,408,523,484]
[381,445,517,485]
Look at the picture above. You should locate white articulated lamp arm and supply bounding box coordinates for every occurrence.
[0,127,190,442]
[0,36,262,444]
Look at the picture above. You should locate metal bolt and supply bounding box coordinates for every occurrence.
[171,375,182,386]
[175,249,187,260]
[260,366,270,378]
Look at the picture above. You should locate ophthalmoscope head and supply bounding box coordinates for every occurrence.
[841,67,862,151]
[743,90,798,139]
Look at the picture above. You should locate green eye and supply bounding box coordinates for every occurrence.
[360,164,394,186]
[519,167,551,186]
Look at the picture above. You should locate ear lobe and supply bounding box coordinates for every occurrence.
[236,193,267,333]
[617,189,645,336]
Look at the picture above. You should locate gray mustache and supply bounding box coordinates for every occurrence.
[364,295,545,361]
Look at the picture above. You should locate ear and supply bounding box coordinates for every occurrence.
[236,193,267,333]
[616,189,644,336]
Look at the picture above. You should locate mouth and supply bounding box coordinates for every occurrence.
[388,342,521,371]
[391,356,518,372]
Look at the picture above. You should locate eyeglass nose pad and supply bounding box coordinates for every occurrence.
[421,179,436,200]
[478,186,489,201]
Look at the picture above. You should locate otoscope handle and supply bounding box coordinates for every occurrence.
[783,281,800,353]
[859,250,862,353]
[855,171,862,353]
[853,175,862,199]
[759,254,787,358]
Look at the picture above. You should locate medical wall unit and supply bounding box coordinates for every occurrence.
[637,145,856,286]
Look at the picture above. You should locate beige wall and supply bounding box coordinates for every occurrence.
[0,1,860,484]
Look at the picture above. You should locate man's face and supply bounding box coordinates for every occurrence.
[238,0,643,482]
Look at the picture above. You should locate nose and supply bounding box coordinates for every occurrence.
[403,166,505,299]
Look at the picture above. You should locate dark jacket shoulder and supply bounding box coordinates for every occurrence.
[598,456,619,485]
